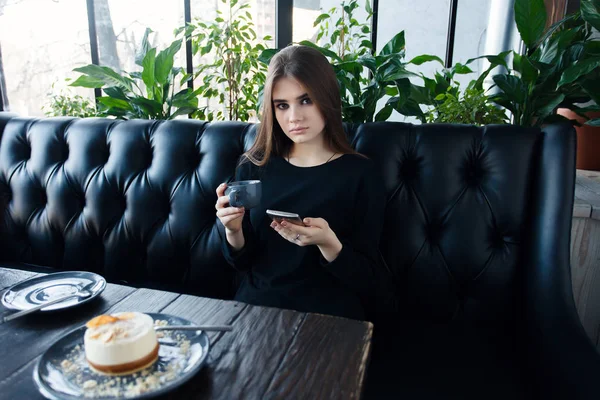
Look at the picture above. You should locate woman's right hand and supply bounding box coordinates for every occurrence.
[215,183,245,234]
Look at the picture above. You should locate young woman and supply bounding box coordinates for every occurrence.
[215,45,386,320]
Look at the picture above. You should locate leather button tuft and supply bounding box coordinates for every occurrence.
[427,222,443,245]
[400,158,417,181]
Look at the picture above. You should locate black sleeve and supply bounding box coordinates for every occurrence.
[320,161,387,296]
[220,159,257,272]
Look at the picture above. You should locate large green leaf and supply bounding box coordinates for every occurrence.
[155,39,182,87]
[580,78,600,105]
[381,66,417,82]
[581,0,600,31]
[520,56,539,84]
[535,93,565,118]
[102,87,128,100]
[69,75,105,88]
[533,12,579,48]
[135,28,153,67]
[374,104,393,121]
[558,58,600,87]
[97,97,134,111]
[379,31,405,56]
[408,54,444,66]
[514,0,547,49]
[73,65,133,91]
[129,97,163,117]
[357,55,377,72]
[142,48,157,99]
[258,48,279,65]
[452,63,473,75]
[489,94,517,115]
[466,51,511,70]
[493,75,527,104]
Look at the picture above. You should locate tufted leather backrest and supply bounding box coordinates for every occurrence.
[0,115,258,299]
[352,122,547,323]
[0,114,573,323]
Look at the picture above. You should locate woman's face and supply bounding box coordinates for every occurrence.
[272,77,326,146]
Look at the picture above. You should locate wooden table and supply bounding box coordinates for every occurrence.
[573,169,600,220]
[571,170,600,352]
[0,267,373,399]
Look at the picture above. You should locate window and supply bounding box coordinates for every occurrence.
[293,0,370,45]
[0,0,94,117]
[452,0,494,90]
[96,0,186,95]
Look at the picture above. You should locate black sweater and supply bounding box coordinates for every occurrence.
[221,154,386,320]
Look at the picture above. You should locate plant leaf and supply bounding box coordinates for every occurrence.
[374,104,393,121]
[258,48,279,64]
[73,65,133,91]
[97,96,134,111]
[379,31,405,56]
[313,13,330,27]
[585,118,600,126]
[142,48,157,99]
[466,51,511,70]
[452,63,473,74]
[520,56,539,84]
[558,58,600,87]
[514,0,547,49]
[535,93,565,118]
[408,54,444,66]
[130,97,163,116]
[155,39,182,87]
[103,86,128,100]
[69,75,105,88]
[492,74,527,104]
[135,28,154,67]
[581,0,600,31]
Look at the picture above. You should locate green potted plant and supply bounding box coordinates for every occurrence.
[489,0,600,126]
[176,0,270,122]
[425,85,509,125]
[43,82,99,118]
[70,29,202,120]
[489,0,600,169]
[401,52,511,125]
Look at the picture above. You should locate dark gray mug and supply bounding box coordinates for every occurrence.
[225,180,262,209]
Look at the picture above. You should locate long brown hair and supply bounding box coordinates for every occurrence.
[244,45,358,166]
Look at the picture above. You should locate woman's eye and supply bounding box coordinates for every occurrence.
[276,103,288,110]
[301,98,312,105]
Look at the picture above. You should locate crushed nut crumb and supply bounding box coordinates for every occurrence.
[83,380,98,390]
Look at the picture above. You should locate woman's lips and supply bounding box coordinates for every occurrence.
[290,127,308,134]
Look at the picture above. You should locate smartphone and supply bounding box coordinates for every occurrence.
[266,209,306,226]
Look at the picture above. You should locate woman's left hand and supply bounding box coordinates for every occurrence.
[270,217,343,262]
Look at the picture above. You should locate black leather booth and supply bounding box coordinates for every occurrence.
[0,113,598,399]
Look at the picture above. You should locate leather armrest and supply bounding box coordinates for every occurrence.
[524,123,600,399]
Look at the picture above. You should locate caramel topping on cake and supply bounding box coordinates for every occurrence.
[85,312,141,329]
[86,315,119,328]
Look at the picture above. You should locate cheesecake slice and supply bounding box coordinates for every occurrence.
[84,312,159,375]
